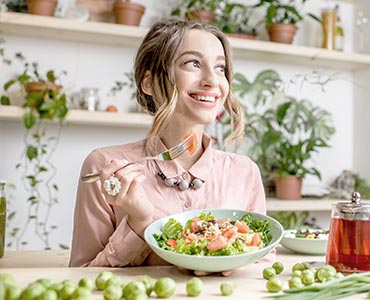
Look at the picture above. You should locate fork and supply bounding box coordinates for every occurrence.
[80,134,195,183]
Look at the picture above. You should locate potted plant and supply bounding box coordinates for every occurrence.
[213,2,258,39]
[215,70,335,200]
[170,0,224,23]
[1,47,69,249]
[26,0,58,16]
[253,0,308,44]
[113,0,145,26]
[3,0,28,12]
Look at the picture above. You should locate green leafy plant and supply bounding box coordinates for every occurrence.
[216,69,335,182]
[253,0,308,28]
[213,2,257,36]
[1,43,69,249]
[2,0,28,12]
[170,0,223,18]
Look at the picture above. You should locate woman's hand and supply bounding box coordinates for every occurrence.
[101,159,154,237]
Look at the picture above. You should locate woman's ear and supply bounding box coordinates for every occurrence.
[141,71,152,96]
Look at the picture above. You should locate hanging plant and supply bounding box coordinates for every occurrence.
[1,42,69,249]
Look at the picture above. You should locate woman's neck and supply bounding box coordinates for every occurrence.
[160,126,204,170]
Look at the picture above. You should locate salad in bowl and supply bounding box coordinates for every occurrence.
[144,209,284,272]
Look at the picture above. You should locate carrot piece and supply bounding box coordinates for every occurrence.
[182,131,197,155]
[166,239,177,248]
[235,220,251,233]
[207,235,228,251]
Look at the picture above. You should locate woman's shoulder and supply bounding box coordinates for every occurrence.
[212,149,259,171]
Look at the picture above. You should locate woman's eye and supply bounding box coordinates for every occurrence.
[185,60,200,68]
[216,65,226,73]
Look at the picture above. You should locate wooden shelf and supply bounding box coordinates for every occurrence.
[1,12,370,71]
[0,105,152,128]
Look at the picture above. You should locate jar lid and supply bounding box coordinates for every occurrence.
[337,192,370,220]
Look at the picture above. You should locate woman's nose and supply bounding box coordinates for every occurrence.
[200,68,218,87]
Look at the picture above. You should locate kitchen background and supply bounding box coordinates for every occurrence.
[0,0,369,250]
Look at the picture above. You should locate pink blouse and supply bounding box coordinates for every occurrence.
[69,134,267,267]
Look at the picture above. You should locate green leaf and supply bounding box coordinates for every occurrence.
[26,145,38,160]
[22,110,36,129]
[0,95,10,105]
[4,79,16,91]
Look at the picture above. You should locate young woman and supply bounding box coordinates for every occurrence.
[69,17,267,270]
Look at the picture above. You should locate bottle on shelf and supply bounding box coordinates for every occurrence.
[335,5,344,51]
[0,180,6,258]
[322,7,336,50]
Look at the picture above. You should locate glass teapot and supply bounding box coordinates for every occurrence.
[326,192,370,272]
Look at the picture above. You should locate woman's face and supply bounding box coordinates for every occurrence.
[172,29,229,127]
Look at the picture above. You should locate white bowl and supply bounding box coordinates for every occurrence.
[144,208,283,272]
[280,229,329,255]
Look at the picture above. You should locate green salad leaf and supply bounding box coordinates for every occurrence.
[240,213,272,245]
[162,218,183,240]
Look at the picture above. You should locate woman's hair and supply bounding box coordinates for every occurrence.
[134,17,244,147]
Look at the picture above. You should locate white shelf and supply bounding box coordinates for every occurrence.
[1,12,370,71]
[267,197,370,212]
[0,105,152,128]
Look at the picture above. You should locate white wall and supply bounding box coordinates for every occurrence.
[0,0,369,250]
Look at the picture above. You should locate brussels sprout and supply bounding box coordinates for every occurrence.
[71,287,92,299]
[301,269,315,286]
[137,276,154,296]
[0,273,16,287]
[288,277,304,289]
[316,265,337,283]
[39,289,58,300]
[21,282,46,300]
[95,272,114,291]
[292,270,302,278]
[104,277,122,289]
[103,285,122,300]
[125,292,148,300]
[272,262,284,274]
[153,277,176,298]
[266,277,283,293]
[123,281,146,299]
[78,278,94,291]
[5,285,22,300]
[262,267,276,280]
[58,284,76,300]
[186,278,203,297]
[220,281,235,296]
[36,279,53,289]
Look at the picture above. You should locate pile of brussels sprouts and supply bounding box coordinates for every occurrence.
[0,271,236,300]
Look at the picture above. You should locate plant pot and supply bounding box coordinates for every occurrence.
[113,1,145,26]
[26,0,57,16]
[25,81,61,94]
[268,23,297,44]
[274,175,302,200]
[226,33,256,40]
[187,10,216,23]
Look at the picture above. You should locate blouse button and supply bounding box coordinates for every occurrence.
[184,201,191,208]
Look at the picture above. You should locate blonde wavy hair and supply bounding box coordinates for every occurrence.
[134,17,244,148]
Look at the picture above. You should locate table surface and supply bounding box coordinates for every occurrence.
[0,247,365,299]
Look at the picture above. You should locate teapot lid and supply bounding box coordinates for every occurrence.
[336,192,370,220]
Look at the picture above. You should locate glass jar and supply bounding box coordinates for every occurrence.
[0,180,6,258]
[326,192,370,272]
[80,87,100,111]
[322,9,336,50]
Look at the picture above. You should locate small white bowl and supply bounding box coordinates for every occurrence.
[280,229,329,255]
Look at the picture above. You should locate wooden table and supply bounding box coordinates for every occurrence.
[0,247,364,299]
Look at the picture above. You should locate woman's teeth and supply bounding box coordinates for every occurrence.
[193,95,216,103]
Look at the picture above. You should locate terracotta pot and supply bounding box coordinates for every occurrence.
[268,23,297,44]
[226,33,256,40]
[25,81,61,94]
[274,175,302,200]
[113,1,145,26]
[26,0,57,16]
[187,10,216,23]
